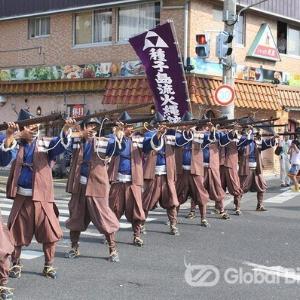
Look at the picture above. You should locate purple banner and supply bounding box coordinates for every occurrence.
[129,21,190,123]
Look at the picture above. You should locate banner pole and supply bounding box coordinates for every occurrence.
[168,19,192,115]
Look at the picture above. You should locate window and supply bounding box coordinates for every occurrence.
[75,12,92,44]
[118,2,160,42]
[287,26,300,56]
[74,9,112,45]
[234,14,245,46]
[28,17,50,38]
[277,21,300,56]
[94,9,112,43]
[277,21,287,54]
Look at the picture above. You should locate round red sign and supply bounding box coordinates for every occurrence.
[214,84,235,106]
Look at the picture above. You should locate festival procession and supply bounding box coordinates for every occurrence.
[0,0,300,299]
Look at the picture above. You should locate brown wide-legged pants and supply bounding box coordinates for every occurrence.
[109,182,145,238]
[8,194,62,265]
[66,184,120,251]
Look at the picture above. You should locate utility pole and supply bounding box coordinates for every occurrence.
[221,0,236,119]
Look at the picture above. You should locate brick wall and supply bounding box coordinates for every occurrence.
[0,0,300,74]
[0,3,185,68]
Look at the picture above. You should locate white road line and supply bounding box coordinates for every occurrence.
[224,198,233,207]
[0,210,153,229]
[21,250,44,260]
[0,203,11,209]
[0,203,72,214]
[0,209,70,222]
[264,190,300,204]
[79,231,103,237]
[0,196,69,206]
[244,261,300,281]
[147,211,168,215]
[1,202,157,220]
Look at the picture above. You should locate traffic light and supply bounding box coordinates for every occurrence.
[195,34,210,59]
[215,31,234,59]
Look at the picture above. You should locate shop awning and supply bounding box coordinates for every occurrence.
[0,78,108,95]
[103,77,153,105]
[103,74,282,110]
[188,75,281,110]
[277,85,300,109]
[1,74,299,112]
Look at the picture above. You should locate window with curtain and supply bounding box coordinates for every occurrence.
[118,2,160,42]
[94,9,112,43]
[28,17,50,38]
[75,12,92,44]
[287,26,300,56]
[74,9,112,45]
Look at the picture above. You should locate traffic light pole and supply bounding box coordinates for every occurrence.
[221,0,237,119]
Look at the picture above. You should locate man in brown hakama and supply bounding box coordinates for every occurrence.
[0,209,14,300]
[219,129,244,215]
[175,112,210,226]
[108,112,145,247]
[0,135,14,299]
[235,129,277,211]
[142,113,180,236]
[202,128,230,219]
[65,116,120,262]
[0,110,71,279]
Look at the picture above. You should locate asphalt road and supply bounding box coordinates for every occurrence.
[1,176,300,300]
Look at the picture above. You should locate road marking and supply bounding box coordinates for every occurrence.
[0,203,12,209]
[0,203,71,214]
[0,195,69,206]
[280,187,291,192]
[0,201,157,229]
[147,211,168,215]
[1,210,133,228]
[224,198,232,207]
[264,190,300,204]
[244,261,300,281]
[21,250,44,260]
[0,209,70,222]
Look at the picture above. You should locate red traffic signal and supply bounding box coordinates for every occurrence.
[195,33,210,59]
[196,34,207,45]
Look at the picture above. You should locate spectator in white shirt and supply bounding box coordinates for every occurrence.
[288,139,300,192]
[279,135,291,187]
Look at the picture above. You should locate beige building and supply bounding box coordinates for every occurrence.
[0,0,300,172]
